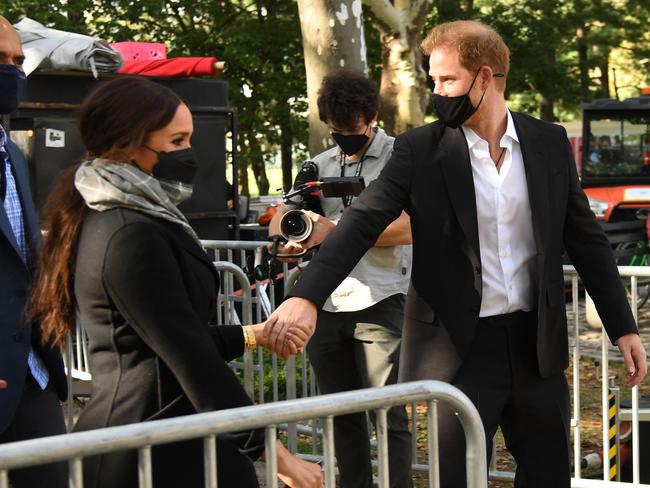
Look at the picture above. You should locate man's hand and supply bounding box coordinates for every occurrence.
[264,297,317,360]
[617,333,647,387]
[0,379,6,389]
[299,211,336,250]
[269,241,306,264]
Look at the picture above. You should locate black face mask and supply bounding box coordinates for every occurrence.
[0,65,27,115]
[148,146,199,185]
[431,69,487,129]
[331,126,370,156]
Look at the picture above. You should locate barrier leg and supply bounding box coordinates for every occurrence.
[69,457,83,488]
[323,416,336,488]
[138,446,152,488]
[376,407,390,488]
[204,434,217,488]
[428,400,440,488]
[265,426,278,487]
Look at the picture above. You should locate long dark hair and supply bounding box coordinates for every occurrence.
[30,76,182,351]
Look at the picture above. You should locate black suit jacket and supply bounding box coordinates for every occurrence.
[290,113,637,380]
[0,137,66,434]
[73,208,263,488]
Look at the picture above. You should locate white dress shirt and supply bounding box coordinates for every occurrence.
[462,110,537,317]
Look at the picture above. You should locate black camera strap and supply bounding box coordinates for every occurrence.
[339,153,366,208]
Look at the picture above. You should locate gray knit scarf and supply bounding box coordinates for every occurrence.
[74,158,201,247]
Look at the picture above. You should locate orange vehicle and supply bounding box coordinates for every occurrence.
[564,91,650,306]
[569,91,650,227]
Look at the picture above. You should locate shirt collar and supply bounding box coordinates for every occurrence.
[462,109,519,150]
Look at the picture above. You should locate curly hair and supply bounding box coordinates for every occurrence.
[317,69,378,130]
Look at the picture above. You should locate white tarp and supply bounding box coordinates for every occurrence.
[13,18,123,77]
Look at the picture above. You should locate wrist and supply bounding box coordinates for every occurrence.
[249,323,267,349]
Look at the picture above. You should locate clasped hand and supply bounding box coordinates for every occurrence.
[262,297,318,360]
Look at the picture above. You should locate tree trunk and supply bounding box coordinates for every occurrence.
[297,0,368,156]
[598,53,610,99]
[539,94,555,122]
[576,29,590,101]
[250,144,270,196]
[238,164,249,197]
[366,0,431,135]
[280,123,294,192]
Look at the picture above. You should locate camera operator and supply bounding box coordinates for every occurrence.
[268,69,413,488]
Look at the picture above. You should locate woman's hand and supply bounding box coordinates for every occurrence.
[276,441,323,488]
[250,322,309,358]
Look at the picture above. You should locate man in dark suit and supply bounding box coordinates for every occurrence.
[265,20,647,487]
[0,16,68,487]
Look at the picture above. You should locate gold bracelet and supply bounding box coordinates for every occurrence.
[242,326,257,351]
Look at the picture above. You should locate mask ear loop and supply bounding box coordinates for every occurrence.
[471,69,506,111]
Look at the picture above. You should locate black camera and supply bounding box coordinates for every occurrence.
[278,161,365,243]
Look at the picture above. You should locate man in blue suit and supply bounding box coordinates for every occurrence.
[0,16,67,487]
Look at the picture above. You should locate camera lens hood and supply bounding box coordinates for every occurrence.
[279,210,313,242]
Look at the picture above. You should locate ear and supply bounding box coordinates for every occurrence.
[480,66,493,91]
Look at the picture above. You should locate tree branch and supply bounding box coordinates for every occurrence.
[362,0,403,36]
[407,0,433,28]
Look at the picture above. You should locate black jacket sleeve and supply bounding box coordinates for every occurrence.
[561,128,638,343]
[102,222,264,457]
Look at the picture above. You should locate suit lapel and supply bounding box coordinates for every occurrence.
[512,113,549,277]
[438,127,481,267]
[7,141,40,248]
[2,141,40,266]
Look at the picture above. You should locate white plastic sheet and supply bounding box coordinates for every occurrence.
[13,18,123,77]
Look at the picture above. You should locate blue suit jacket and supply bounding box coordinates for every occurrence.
[0,137,67,433]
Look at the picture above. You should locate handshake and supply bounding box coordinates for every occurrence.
[252,297,318,360]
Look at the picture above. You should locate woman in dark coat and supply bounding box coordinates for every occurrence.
[29,77,321,488]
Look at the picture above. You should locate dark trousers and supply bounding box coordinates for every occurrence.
[307,294,413,488]
[438,311,571,488]
[0,374,68,488]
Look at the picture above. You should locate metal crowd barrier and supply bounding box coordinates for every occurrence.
[487,265,650,487]
[0,381,488,488]
[565,265,650,487]
[62,239,650,486]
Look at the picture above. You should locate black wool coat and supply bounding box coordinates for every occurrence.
[73,208,263,488]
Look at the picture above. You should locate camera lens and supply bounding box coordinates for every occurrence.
[279,210,313,242]
[285,216,306,235]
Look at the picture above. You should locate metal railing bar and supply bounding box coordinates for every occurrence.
[0,382,482,472]
[572,275,581,480]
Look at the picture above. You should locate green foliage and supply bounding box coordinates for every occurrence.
[5,0,650,143]
[4,0,309,196]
